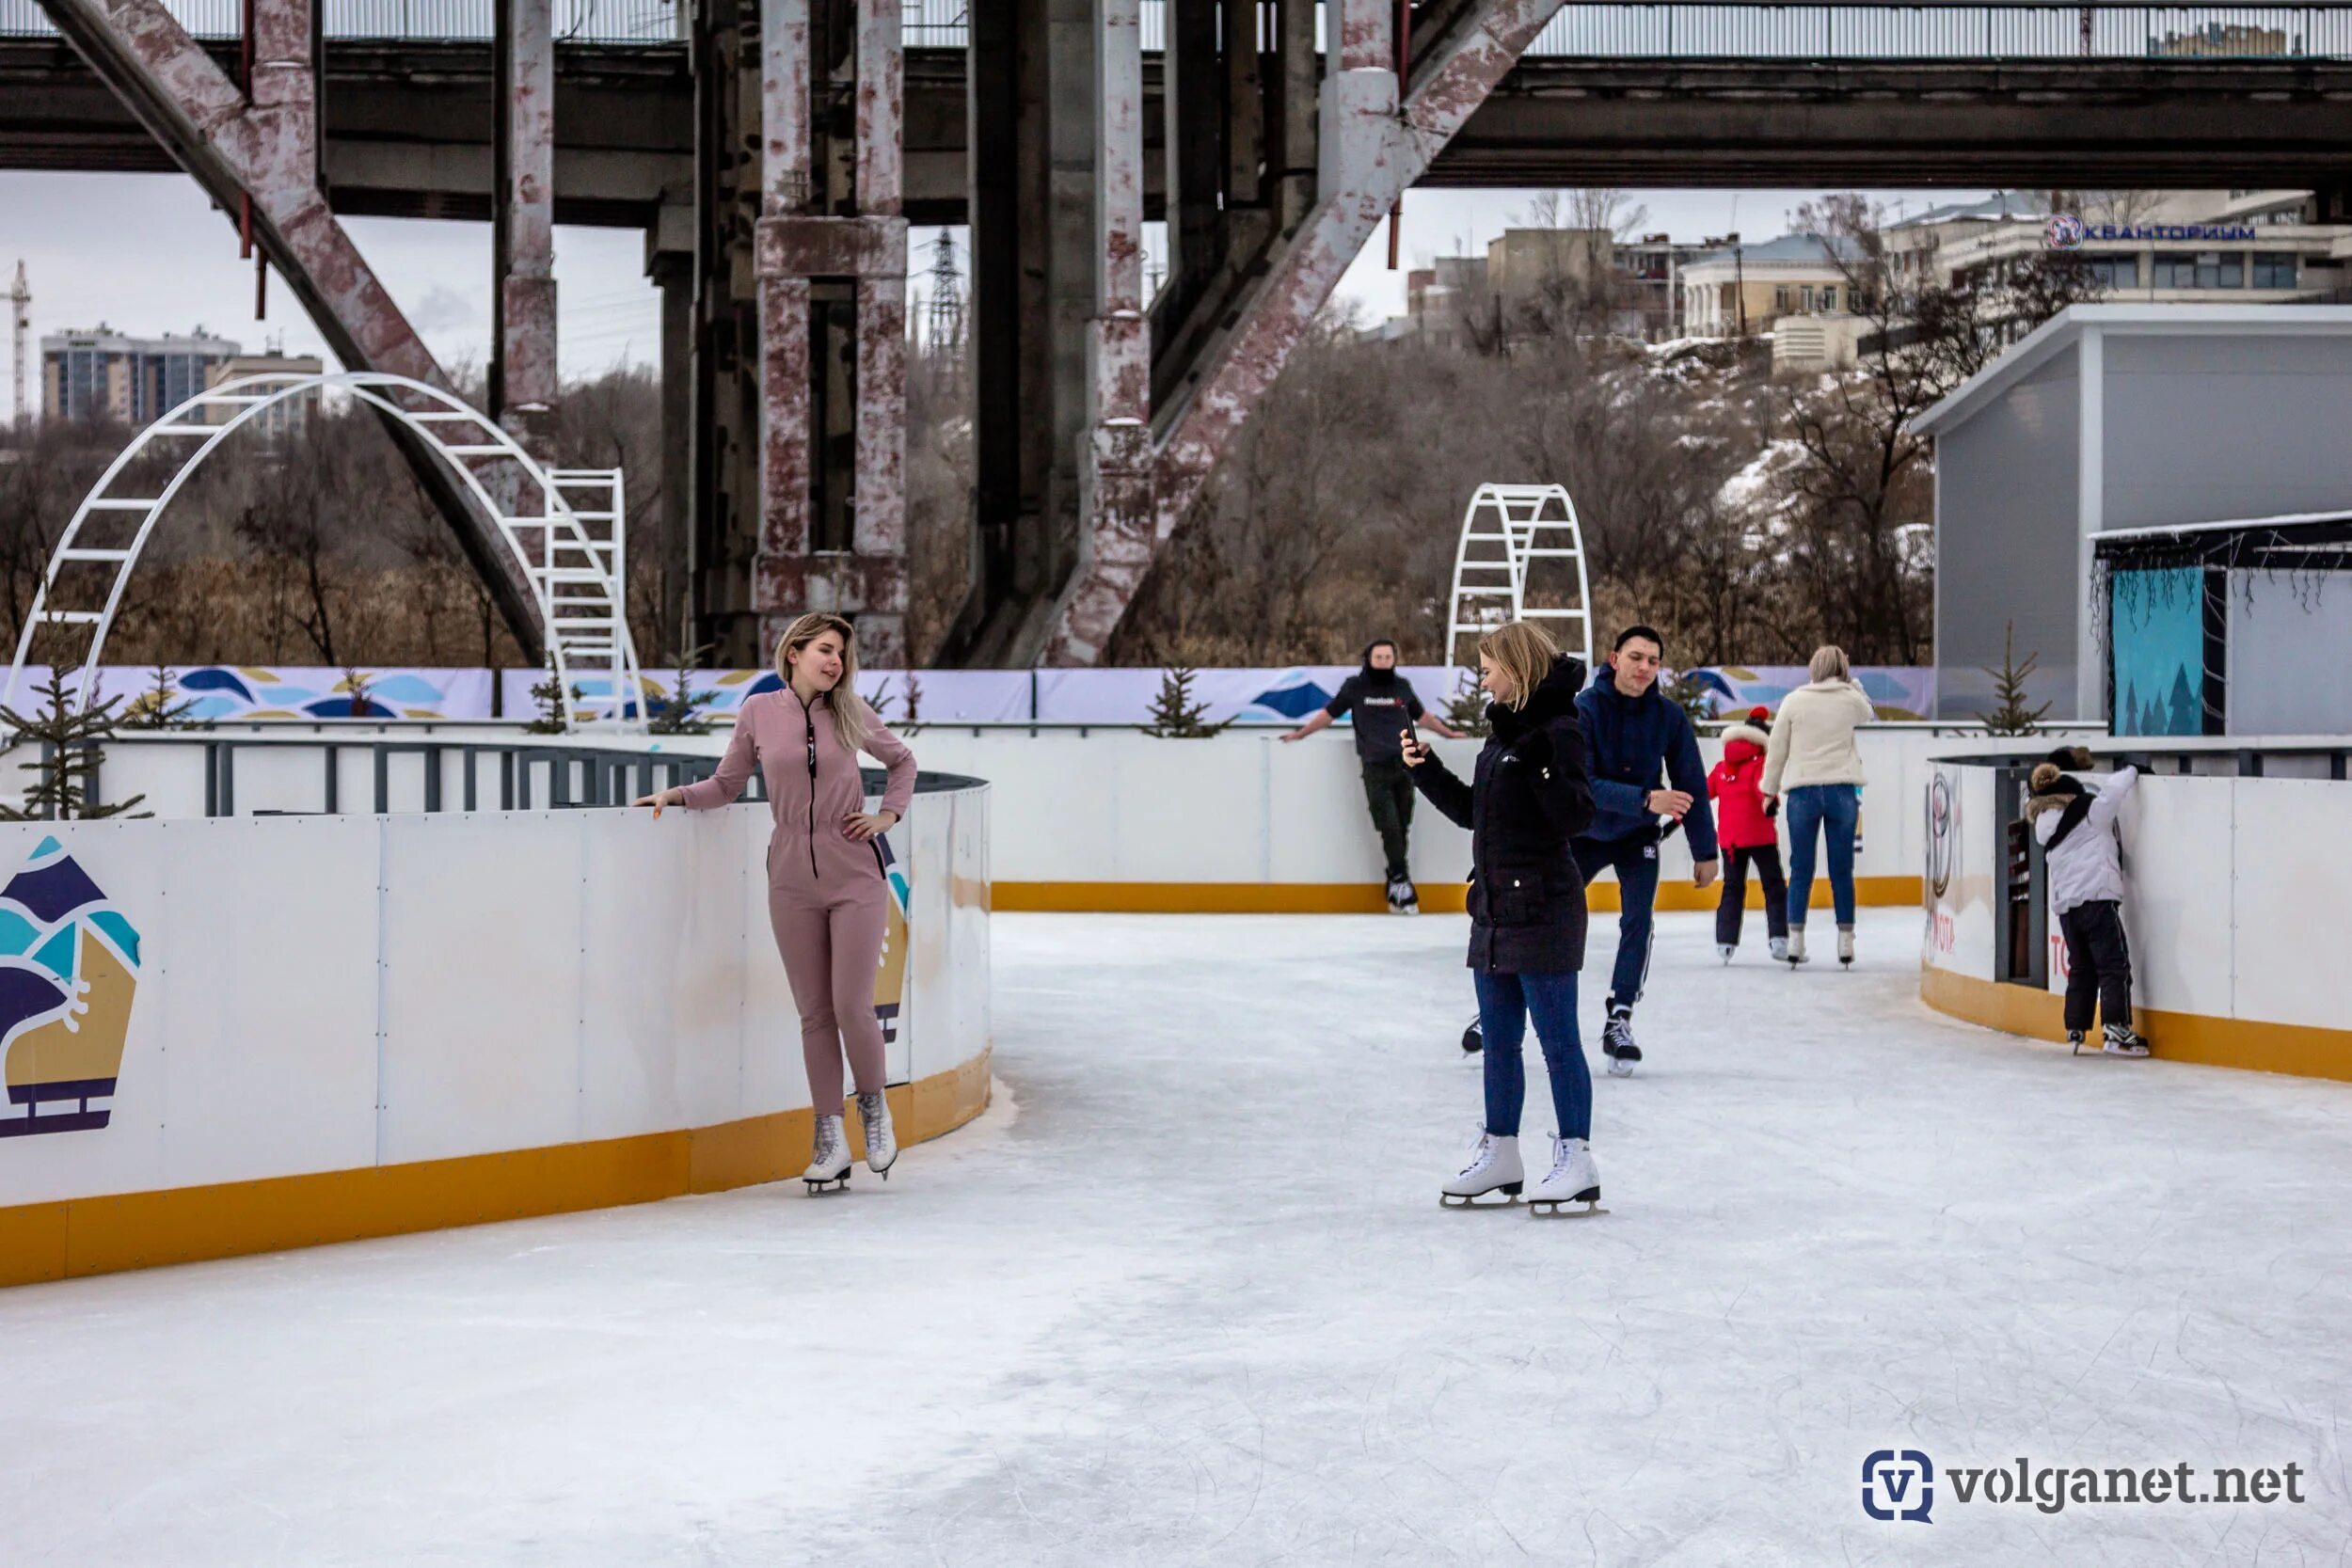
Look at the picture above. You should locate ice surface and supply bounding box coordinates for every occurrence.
[6,908,2350,1565]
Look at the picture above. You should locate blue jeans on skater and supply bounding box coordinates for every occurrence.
[1573,833,1660,1013]
[1476,970,1591,1141]
[1785,783,1859,928]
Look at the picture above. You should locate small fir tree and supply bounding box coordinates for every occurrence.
[1975,622,2052,736]
[648,647,718,736]
[1141,666,1232,738]
[123,662,199,730]
[1444,667,1491,738]
[0,667,150,819]
[1663,669,1716,731]
[341,666,377,720]
[522,655,575,735]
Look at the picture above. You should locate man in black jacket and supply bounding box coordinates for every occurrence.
[1282,640,1465,911]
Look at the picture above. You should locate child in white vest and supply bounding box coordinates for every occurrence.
[2026,746,2147,1056]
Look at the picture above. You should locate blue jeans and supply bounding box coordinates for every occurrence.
[1574,833,1659,1013]
[1475,969,1591,1141]
[1785,784,1859,927]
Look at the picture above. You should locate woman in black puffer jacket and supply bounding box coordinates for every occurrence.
[1403,622,1603,1214]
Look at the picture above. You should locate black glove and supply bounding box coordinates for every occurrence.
[1765,798,1780,821]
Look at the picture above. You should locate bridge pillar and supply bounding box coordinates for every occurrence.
[743,0,909,669]
[491,0,558,455]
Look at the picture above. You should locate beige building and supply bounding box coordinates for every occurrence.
[202,351,327,442]
[1678,234,1859,338]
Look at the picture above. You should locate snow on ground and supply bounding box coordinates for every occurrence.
[7,908,2350,1565]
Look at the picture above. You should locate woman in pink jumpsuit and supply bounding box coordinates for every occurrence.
[635,612,916,1191]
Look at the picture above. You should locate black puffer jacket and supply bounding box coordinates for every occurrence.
[1408,656,1597,974]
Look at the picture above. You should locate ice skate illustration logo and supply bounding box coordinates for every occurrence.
[872,832,912,1044]
[1925,772,1956,901]
[1862,1449,1935,1522]
[0,837,143,1139]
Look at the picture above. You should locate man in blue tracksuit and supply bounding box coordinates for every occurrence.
[1574,626,1720,1077]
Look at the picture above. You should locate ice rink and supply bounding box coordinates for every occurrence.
[8,907,2350,1565]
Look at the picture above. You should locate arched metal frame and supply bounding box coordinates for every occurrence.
[1445,483,1594,671]
[3,372,642,733]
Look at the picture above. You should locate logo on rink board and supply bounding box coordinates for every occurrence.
[1862,1449,1936,1522]
[872,832,912,1044]
[0,838,143,1139]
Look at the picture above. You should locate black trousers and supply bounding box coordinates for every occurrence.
[2058,900,2134,1034]
[1360,758,1415,882]
[1714,844,1789,947]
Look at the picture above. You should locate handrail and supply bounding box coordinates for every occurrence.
[8,0,2352,60]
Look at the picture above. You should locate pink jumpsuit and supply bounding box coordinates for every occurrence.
[677,689,916,1112]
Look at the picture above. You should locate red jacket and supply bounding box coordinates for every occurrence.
[1708,722,1777,849]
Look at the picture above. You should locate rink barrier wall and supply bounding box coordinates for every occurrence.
[885,725,2085,912]
[0,1056,992,1287]
[62,723,2088,916]
[0,781,993,1288]
[989,876,1924,914]
[1918,762,2352,1081]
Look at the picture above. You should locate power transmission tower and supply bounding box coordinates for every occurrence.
[923,233,965,365]
[8,262,28,430]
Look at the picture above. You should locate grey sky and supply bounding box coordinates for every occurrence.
[5,171,1992,404]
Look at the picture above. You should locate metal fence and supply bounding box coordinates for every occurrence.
[6,0,2351,57]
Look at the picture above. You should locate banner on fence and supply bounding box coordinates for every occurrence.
[26,663,1934,725]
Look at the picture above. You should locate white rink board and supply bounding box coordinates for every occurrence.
[0,782,989,1209]
[1927,766,2350,1035]
[897,724,2058,890]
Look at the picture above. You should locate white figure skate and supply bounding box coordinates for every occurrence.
[1440,1131,1523,1208]
[1527,1135,1606,1218]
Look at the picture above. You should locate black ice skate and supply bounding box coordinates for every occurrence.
[2102,1023,2152,1057]
[1386,875,1420,915]
[1601,1008,1640,1078]
[1460,1014,1484,1054]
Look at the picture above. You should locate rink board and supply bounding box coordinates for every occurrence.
[0,782,993,1286]
[1920,766,2352,1079]
[898,724,2027,911]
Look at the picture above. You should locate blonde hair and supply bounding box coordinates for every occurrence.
[1808,644,1851,683]
[774,611,874,753]
[1478,620,1560,710]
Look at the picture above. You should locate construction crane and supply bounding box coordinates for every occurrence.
[8,262,27,430]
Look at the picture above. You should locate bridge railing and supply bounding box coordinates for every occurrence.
[3,0,2348,57]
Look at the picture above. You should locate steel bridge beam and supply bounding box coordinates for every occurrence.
[31,0,545,661]
[1038,0,1569,663]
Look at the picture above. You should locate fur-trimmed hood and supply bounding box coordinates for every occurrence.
[1720,721,1770,759]
[2025,745,2095,830]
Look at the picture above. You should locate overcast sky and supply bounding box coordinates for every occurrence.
[5,171,1992,407]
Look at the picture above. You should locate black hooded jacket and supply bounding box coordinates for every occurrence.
[1408,656,1597,974]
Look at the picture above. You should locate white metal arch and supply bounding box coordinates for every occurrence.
[1445,483,1594,671]
[4,371,642,733]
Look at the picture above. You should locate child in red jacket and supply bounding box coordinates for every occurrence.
[1708,706,1789,963]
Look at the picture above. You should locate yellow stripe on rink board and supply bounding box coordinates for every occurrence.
[992,877,1924,915]
[1919,966,2352,1083]
[0,1048,992,1290]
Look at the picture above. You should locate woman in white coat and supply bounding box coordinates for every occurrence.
[1760,645,1876,965]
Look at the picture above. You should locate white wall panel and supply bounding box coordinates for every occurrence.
[2229,779,2351,1031]
[2115,775,2234,1021]
[377,814,588,1164]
